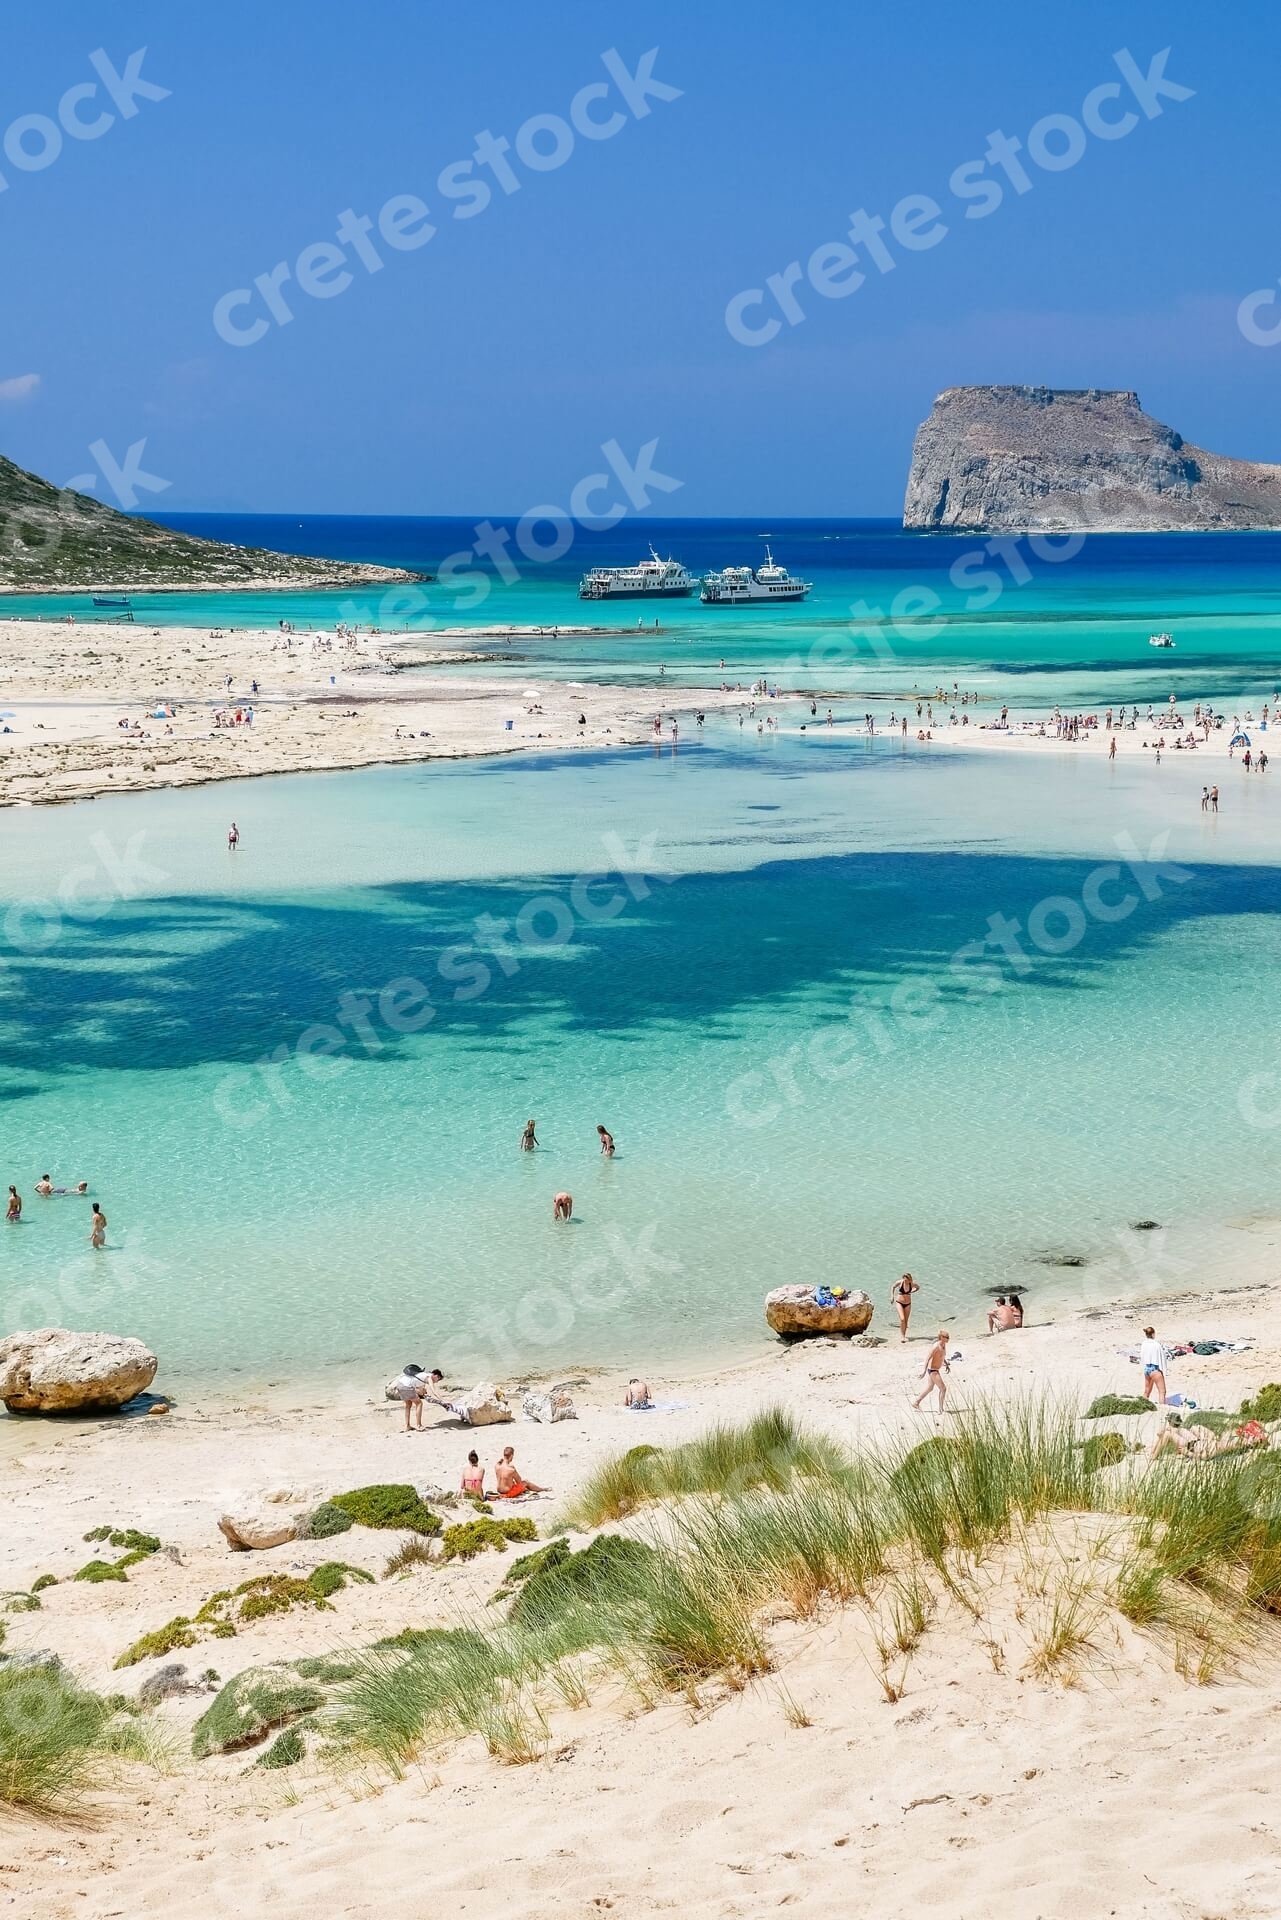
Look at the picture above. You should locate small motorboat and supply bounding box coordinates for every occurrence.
[1148,631,1175,648]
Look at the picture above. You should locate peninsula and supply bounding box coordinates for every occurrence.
[0,452,426,592]
[902,385,1281,533]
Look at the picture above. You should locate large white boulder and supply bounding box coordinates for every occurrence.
[764,1286,874,1339]
[217,1485,323,1552]
[0,1328,157,1413]
[456,1381,513,1426]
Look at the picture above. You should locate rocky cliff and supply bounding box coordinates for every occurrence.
[0,452,425,591]
[902,387,1281,533]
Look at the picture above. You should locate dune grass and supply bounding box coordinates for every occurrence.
[0,1665,150,1814]
[326,1400,1281,1776]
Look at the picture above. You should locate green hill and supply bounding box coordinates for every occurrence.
[0,454,424,592]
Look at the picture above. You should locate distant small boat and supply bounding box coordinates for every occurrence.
[1148,631,1175,648]
[92,596,132,607]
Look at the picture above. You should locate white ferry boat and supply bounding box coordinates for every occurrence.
[700,548,812,604]
[1148,631,1176,648]
[578,547,697,599]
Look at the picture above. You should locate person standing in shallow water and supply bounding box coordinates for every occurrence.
[596,1124,615,1157]
[228,822,239,851]
[553,1192,573,1221]
[519,1119,538,1151]
[890,1271,918,1342]
[6,1186,20,1222]
[89,1202,106,1247]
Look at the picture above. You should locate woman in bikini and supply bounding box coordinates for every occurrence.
[493,1446,549,1498]
[461,1450,486,1496]
[891,1272,919,1343]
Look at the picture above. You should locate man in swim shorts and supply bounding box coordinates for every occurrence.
[912,1330,950,1414]
[494,1445,548,1497]
[624,1378,652,1408]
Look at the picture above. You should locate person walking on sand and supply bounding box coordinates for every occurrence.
[891,1271,919,1342]
[1109,734,1116,761]
[89,1202,106,1247]
[1139,1326,1167,1405]
[6,1186,20,1222]
[596,1124,615,1157]
[519,1119,538,1152]
[553,1191,573,1221]
[912,1330,950,1414]
[228,821,239,851]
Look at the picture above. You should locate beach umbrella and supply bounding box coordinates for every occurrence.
[1231,732,1250,747]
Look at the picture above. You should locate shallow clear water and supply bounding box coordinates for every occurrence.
[3,732,1281,1389]
[5,517,1281,713]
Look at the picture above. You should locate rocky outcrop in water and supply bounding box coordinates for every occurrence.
[902,387,1281,532]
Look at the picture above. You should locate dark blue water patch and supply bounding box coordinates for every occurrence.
[2,849,1278,1081]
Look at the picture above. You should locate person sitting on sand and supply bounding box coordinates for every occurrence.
[624,1378,652,1408]
[987,1295,1023,1334]
[1007,1293,1023,1327]
[912,1331,950,1414]
[891,1272,918,1343]
[6,1186,21,1222]
[494,1446,548,1497]
[553,1191,573,1221]
[520,1119,538,1151]
[461,1450,486,1495]
[34,1174,52,1197]
[596,1124,615,1157]
[89,1202,106,1247]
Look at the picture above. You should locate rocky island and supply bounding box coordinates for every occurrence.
[902,385,1281,533]
[0,451,426,592]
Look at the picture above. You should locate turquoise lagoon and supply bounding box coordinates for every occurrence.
[5,517,1281,714]
[3,726,1281,1391]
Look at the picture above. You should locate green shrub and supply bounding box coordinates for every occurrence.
[191,1665,324,1757]
[439,1517,538,1563]
[0,1592,41,1614]
[307,1562,373,1600]
[1085,1395,1155,1419]
[293,1654,362,1682]
[74,1560,129,1585]
[255,1724,307,1769]
[82,1526,113,1544]
[329,1486,441,1535]
[114,1618,198,1669]
[108,1530,160,1555]
[234,1576,324,1623]
[1240,1384,1281,1424]
[1081,1432,1127,1473]
[371,1627,488,1656]
[300,1501,353,1540]
[30,1576,57,1593]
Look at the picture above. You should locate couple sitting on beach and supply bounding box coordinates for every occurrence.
[461,1446,548,1499]
[986,1295,1023,1334]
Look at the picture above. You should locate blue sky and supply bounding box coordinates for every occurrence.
[0,0,1277,516]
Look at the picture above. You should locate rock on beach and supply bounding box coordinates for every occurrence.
[0,1328,158,1413]
[764,1286,874,1340]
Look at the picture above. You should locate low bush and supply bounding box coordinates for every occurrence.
[440,1517,537,1563]
[307,1562,373,1601]
[255,1724,307,1769]
[329,1486,441,1535]
[114,1618,198,1669]
[383,1537,436,1576]
[1239,1383,1281,1424]
[300,1501,354,1540]
[1084,1395,1155,1419]
[191,1665,324,1757]
[1081,1433,1127,1473]
[75,1560,130,1585]
[30,1576,57,1593]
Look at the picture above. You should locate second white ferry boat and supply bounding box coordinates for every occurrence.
[578,547,697,599]
[701,548,812,604]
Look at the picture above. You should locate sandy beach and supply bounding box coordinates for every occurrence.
[5,1249,1281,1920]
[0,615,1264,808]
